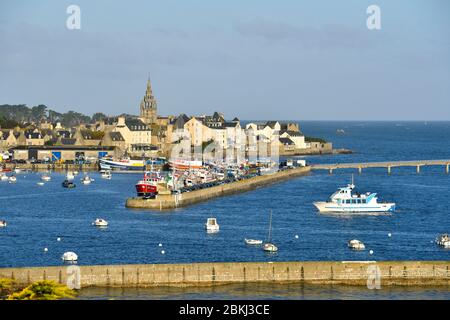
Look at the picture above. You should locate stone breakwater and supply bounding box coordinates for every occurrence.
[126,166,311,210]
[0,261,448,288]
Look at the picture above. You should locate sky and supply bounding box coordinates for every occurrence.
[0,0,449,120]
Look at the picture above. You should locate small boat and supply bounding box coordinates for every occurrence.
[13,168,22,174]
[313,176,395,213]
[263,210,278,252]
[81,175,93,185]
[348,239,365,250]
[41,174,51,181]
[93,218,108,227]
[66,171,75,180]
[73,171,79,175]
[436,234,450,248]
[100,170,112,179]
[0,220,7,227]
[205,217,220,233]
[62,179,76,188]
[244,239,263,245]
[8,176,17,183]
[61,251,78,262]
[37,182,45,186]
[0,174,8,181]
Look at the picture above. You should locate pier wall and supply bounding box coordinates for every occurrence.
[126,166,311,210]
[4,162,98,172]
[1,261,448,288]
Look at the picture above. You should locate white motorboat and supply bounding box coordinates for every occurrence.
[313,176,395,213]
[66,171,75,180]
[37,182,45,186]
[81,175,93,185]
[262,210,278,252]
[436,234,450,248]
[8,176,17,183]
[13,168,22,174]
[100,170,112,179]
[348,239,365,250]
[244,239,263,245]
[93,218,108,227]
[205,217,220,233]
[0,174,8,181]
[61,251,78,262]
[73,171,79,175]
[0,220,7,227]
[41,174,51,182]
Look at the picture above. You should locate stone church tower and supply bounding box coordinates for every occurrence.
[140,78,158,124]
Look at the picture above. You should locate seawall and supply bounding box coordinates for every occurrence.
[126,166,311,210]
[4,162,98,172]
[1,261,448,288]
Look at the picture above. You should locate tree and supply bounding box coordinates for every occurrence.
[31,104,47,122]
[0,115,19,129]
[92,112,107,122]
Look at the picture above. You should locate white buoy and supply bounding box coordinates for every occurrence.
[161,250,165,255]
[44,248,48,252]
[294,235,299,239]
[57,237,61,241]
[369,250,374,255]
[158,243,163,247]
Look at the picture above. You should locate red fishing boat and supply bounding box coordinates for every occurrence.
[135,171,162,197]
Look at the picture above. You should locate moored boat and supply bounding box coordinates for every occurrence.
[205,217,220,233]
[62,251,78,262]
[99,157,145,172]
[348,239,365,250]
[93,218,108,227]
[8,176,17,183]
[66,171,75,180]
[81,175,93,185]
[169,159,203,170]
[62,179,76,188]
[100,170,112,179]
[245,239,263,245]
[41,174,51,181]
[436,234,450,248]
[0,220,7,227]
[135,170,161,197]
[262,210,278,252]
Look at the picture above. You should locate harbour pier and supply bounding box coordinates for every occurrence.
[126,166,311,210]
[311,159,450,175]
[0,261,448,288]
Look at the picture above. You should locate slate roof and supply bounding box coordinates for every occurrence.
[279,137,295,145]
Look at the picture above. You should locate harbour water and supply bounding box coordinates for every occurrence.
[0,121,449,298]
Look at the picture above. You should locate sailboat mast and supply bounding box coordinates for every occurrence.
[268,209,273,242]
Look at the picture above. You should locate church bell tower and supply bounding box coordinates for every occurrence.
[140,77,158,124]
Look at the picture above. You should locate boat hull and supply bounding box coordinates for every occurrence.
[99,159,145,172]
[313,201,396,213]
[135,183,157,196]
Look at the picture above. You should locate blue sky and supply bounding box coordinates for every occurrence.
[0,0,449,120]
